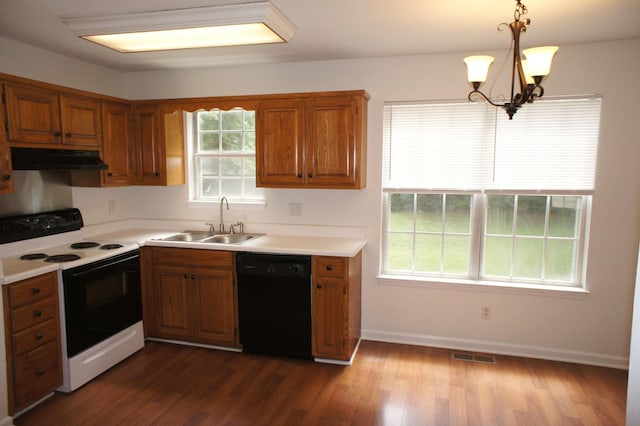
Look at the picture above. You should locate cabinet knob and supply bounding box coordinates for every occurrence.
[36,369,45,376]
[107,172,113,177]
[65,132,72,138]
[308,173,314,178]
[32,287,41,294]
[155,172,160,177]
[54,131,62,137]
[191,274,197,280]
[297,173,303,178]
[34,310,42,317]
[325,265,332,271]
[316,284,322,289]
[1,174,10,181]
[35,332,43,340]
[184,273,190,279]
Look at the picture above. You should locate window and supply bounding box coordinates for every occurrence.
[189,108,264,202]
[382,97,601,287]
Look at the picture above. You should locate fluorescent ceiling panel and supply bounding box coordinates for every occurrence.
[63,2,297,53]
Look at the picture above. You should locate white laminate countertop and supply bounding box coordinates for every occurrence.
[1,228,366,284]
[93,229,366,258]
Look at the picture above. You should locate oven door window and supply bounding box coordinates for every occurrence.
[63,251,141,357]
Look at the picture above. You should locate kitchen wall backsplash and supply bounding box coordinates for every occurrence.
[0,171,73,217]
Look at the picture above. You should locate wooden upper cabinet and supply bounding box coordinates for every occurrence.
[256,91,368,189]
[101,102,134,186]
[256,99,305,186]
[0,93,13,194]
[132,104,185,186]
[4,83,101,148]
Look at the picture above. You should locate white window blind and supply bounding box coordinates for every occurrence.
[383,97,601,194]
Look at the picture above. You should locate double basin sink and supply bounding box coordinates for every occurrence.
[157,231,262,245]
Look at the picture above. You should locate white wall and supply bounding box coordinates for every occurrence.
[0,33,638,393]
[119,38,640,367]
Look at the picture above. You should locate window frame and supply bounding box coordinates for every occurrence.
[186,109,265,205]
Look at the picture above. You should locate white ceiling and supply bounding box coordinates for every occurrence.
[1,0,639,72]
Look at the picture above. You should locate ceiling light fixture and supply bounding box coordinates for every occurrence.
[463,0,558,119]
[63,1,297,53]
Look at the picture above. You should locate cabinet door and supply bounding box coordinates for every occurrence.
[59,94,101,147]
[4,83,61,145]
[312,275,348,359]
[193,267,237,345]
[0,141,13,193]
[101,102,133,185]
[306,96,358,188]
[133,104,164,185]
[256,99,305,187]
[152,264,192,338]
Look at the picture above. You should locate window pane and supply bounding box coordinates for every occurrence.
[513,238,543,278]
[221,110,243,130]
[516,196,547,236]
[244,111,256,130]
[221,178,242,195]
[546,239,575,281]
[445,194,471,233]
[483,236,512,276]
[199,132,219,151]
[416,194,442,232]
[243,158,256,177]
[201,178,219,198]
[221,158,242,176]
[387,233,413,270]
[549,196,580,238]
[199,111,219,131]
[389,194,414,232]
[245,132,256,151]
[415,234,441,272]
[486,195,514,234]
[199,158,219,176]
[222,132,243,151]
[443,235,470,274]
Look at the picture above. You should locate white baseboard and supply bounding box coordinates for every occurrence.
[0,415,13,426]
[362,329,629,370]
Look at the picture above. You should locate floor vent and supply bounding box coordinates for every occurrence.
[451,352,496,364]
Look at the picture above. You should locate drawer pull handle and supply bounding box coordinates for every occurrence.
[191,274,197,280]
[32,287,41,294]
[184,273,190,279]
[36,369,45,376]
[316,284,322,289]
[326,265,332,271]
[65,132,72,138]
[1,174,10,181]
[35,332,43,340]
[34,310,42,317]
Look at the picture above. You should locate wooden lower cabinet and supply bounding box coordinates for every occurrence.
[2,272,62,415]
[312,252,362,361]
[141,247,238,347]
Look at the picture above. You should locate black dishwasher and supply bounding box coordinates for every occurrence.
[236,252,312,360]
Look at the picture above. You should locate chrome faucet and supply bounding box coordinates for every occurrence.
[219,196,229,233]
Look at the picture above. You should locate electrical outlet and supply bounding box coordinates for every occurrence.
[108,200,116,214]
[481,306,491,320]
[288,202,302,216]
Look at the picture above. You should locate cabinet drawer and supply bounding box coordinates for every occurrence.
[10,297,56,333]
[12,319,58,356]
[314,257,347,278]
[7,273,56,308]
[13,339,61,410]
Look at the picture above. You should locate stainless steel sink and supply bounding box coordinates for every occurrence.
[157,231,261,245]
[159,231,214,242]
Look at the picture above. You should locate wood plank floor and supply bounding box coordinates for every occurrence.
[14,340,627,425]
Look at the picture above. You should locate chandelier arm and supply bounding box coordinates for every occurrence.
[467,90,505,108]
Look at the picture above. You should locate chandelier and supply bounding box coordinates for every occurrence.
[463,0,558,119]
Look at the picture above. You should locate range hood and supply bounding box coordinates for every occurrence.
[10,147,108,171]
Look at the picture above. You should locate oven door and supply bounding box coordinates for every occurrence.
[62,249,141,357]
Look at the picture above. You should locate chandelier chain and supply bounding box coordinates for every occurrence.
[514,0,528,21]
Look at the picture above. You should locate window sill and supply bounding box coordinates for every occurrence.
[186,200,267,211]
[377,274,590,298]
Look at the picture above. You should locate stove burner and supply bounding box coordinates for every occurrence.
[45,254,81,263]
[20,253,49,260]
[70,242,100,249]
[100,244,123,250]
